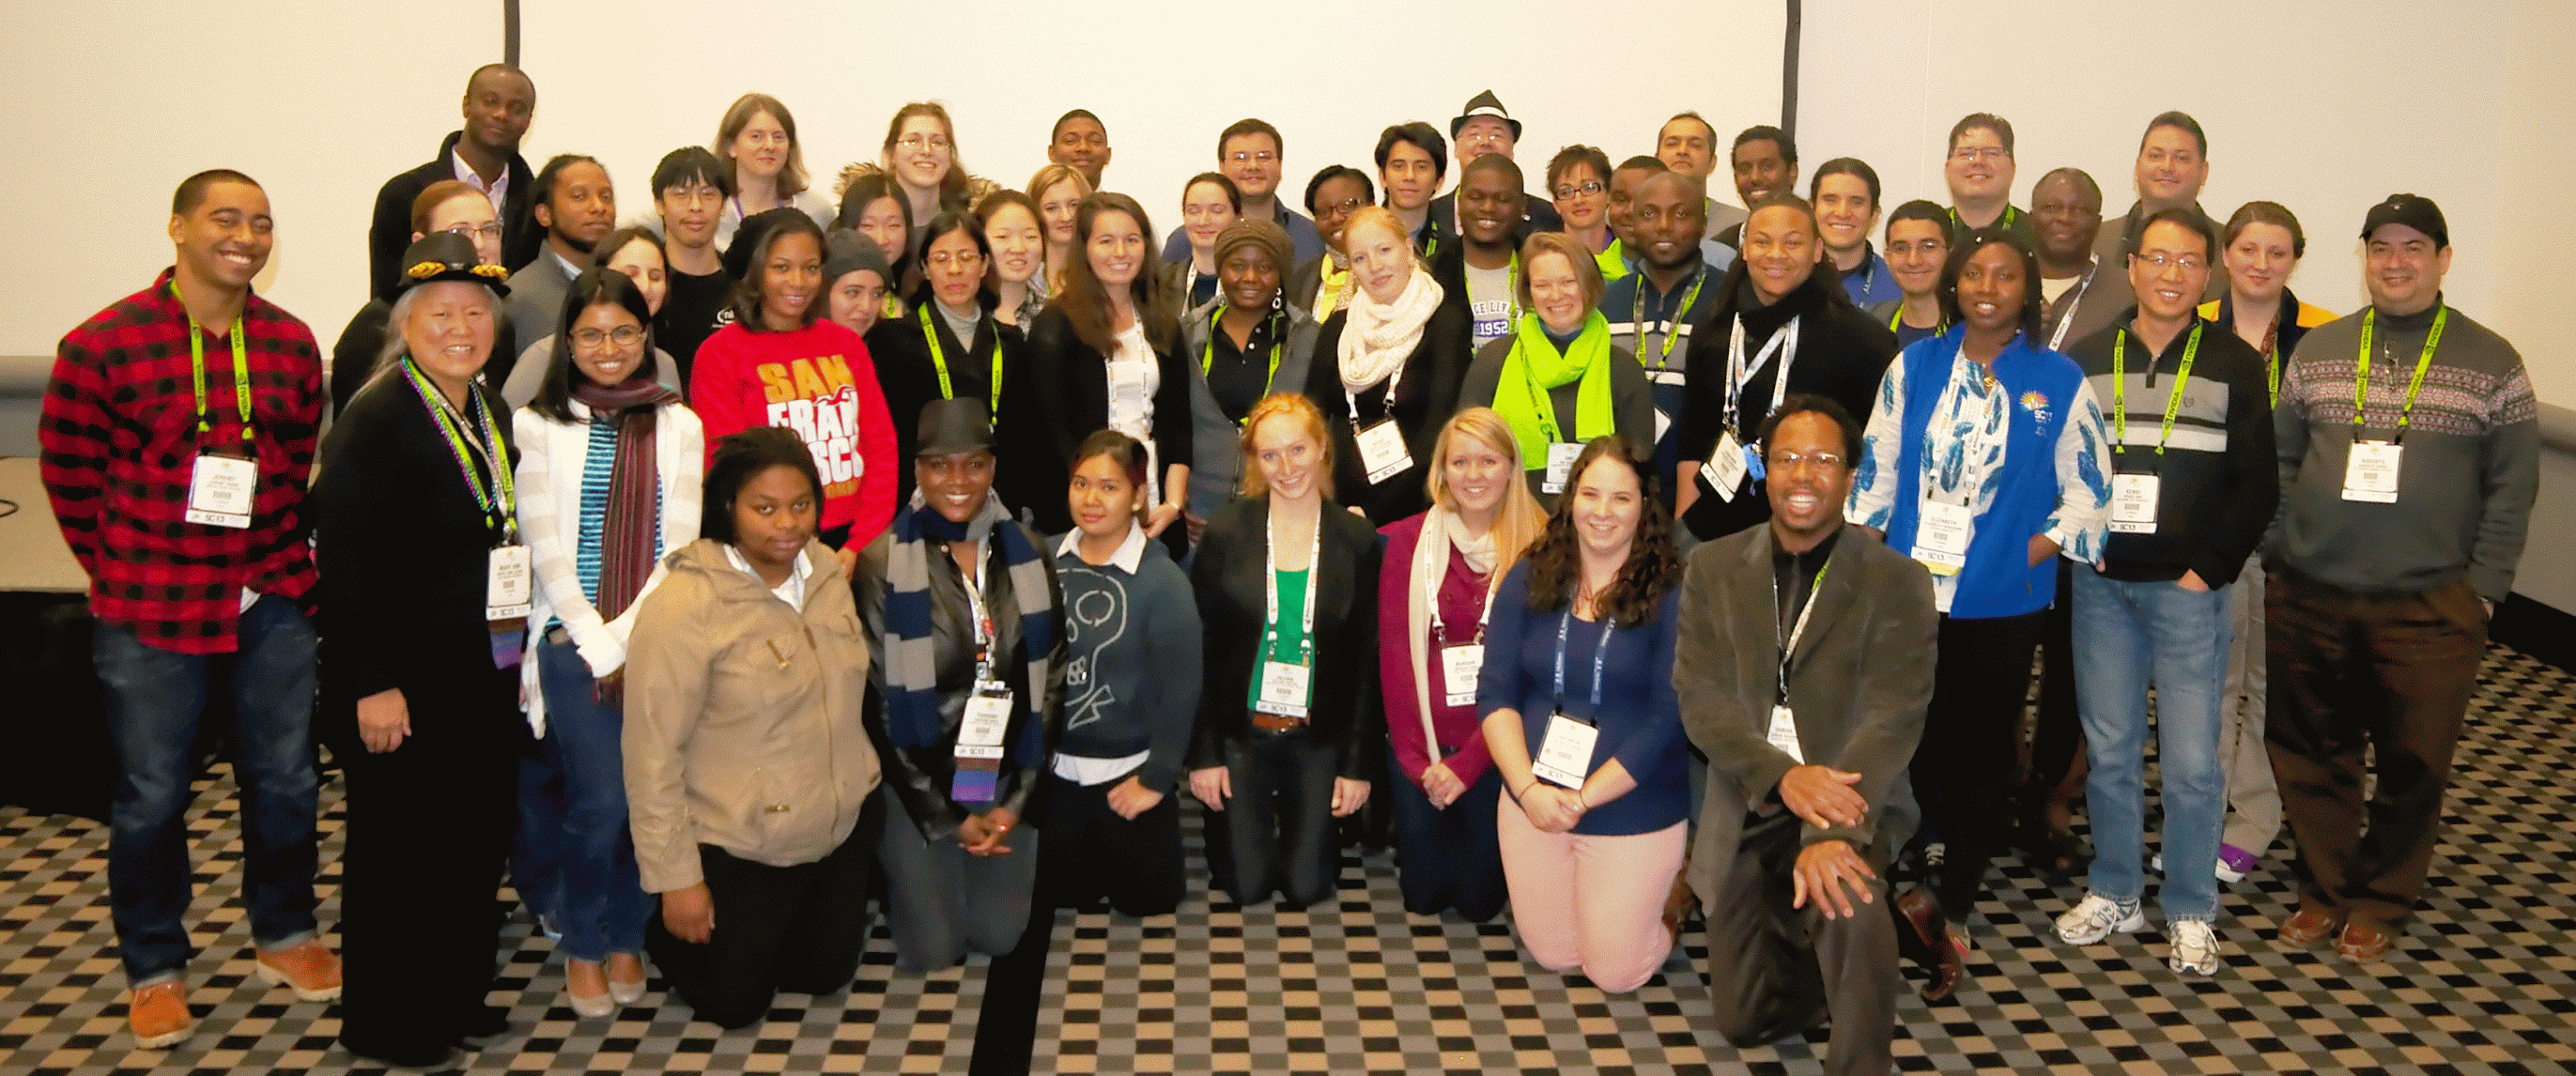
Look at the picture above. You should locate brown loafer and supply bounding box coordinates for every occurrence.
[2335,920,2396,962]
[1893,887,1967,1001]
[2277,905,2344,945]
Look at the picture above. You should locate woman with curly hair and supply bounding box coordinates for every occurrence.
[1476,434,1688,992]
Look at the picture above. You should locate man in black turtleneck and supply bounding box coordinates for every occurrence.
[1674,195,1898,544]
[1604,172,1719,513]
[1676,394,1938,1075]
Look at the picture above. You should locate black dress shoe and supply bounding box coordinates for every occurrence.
[455,1004,512,1048]
[345,1038,460,1070]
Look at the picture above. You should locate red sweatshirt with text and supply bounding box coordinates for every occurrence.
[689,319,897,548]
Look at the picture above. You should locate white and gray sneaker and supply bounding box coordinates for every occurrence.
[2054,893,2146,945]
[2168,920,2221,975]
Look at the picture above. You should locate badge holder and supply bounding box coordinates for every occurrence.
[184,450,257,530]
[1699,430,1749,503]
[486,543,532,669]
[2342,440,2401,503]
[1542,442,1583,495]
[1531,712,1597,788]
[2108,470,2161,534]
[1439,643,1484,708]
[952,682,1014,803]
[1357,419,1413,484]
[1912,499,1974,576]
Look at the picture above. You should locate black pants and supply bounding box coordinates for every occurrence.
[2026,561,2087,816]
[1386,745,1506,921]
[334,668,518,1061]
[1915,610,2045,919]
[1704,810,1900,1076]
[645,798,883,1030]
[1203,730,1342,908]
[1035,771,1184,916]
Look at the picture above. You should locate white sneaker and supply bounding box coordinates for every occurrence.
[2168,920,2221,975]
[2054,894,2146,945]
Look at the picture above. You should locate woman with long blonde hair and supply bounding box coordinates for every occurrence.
[1375,407,1545,919]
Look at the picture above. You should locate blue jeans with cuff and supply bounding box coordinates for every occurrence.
[95,594,321,984]
[2071,566,2231,923]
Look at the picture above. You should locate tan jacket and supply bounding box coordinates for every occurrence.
[625,538,880,892]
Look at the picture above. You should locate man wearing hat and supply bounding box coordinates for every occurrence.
[2266,193,2538,962]
[1426,90,1563,243]
[40,169,339,1048]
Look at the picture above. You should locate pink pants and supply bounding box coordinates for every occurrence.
[1495,793,1685,992]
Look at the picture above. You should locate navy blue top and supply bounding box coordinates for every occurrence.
[1475,561,1689,836]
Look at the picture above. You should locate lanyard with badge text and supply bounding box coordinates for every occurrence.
[2105,323,2201,533]
[919,306,1004,412]
[1767,560,1830,763]
[1350,360,1414,485]
[172,282,260,530]
[399,357,531,663]
[1632,267,1707,375]
[1201,305,1284,424]
[1509,322,1589,496]
[2044,257,2100,352]
[1699,314,1801,502]
[1253,509,1323,721]
[1530,606,1611,789]
[2341,306,2446,503]
[952,546,1014,803]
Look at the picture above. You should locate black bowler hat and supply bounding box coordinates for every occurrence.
[2361,193,2448,249]
[1450,90,1522,141]
[916,397,995,456]
[394,231,511,296]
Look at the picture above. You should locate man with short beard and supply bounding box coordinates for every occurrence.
[502,155,617,387]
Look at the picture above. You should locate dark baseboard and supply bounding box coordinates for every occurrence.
[2492,592,2576,673]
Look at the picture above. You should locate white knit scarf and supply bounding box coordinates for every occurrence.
[1338,267,1445,394]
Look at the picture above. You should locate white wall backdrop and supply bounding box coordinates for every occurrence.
[4,0,2568,407]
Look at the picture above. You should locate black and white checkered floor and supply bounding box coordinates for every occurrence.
[6,644,2571,1074]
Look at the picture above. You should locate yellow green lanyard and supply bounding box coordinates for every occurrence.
[1631,267,1706,372]
[919,305,1003,412]
[2352,307,2447,442]
[171,282,253,446]
[1201,305,1284,424]
[399,357,517,540]
[1887,303,1946,337]
[2110,322,2201,457]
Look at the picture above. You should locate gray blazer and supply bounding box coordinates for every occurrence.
[1674,523,1937,904]
[1176,297,1319,519]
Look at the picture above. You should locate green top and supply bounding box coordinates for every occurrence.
[1248,567,1312,710]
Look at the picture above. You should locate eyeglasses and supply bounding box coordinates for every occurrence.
[1314,197,1365,216]
[1552,180,1605,200]
[1950,146,2009,162]
[571,325,646,349]
[1226,150,1278,165]
[442,222,503,241]
[926,251,986,269]
[897,134,951,152]
[1765,450,1847,472]
[2134,252,2208,271]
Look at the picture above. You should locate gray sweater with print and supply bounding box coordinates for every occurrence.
[2273,300,2538,601]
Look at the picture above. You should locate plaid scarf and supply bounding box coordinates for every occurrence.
[880,493,1058,793]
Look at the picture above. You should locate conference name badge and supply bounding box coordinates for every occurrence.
[1543,442,1583,495]
[1911,500,1973,576]
[184,452,257,529]
[2342,441,2401,503]
[1766,703,1805,764]
[1699,431,1749,502]
[957,685,1013,761]
[1531,712,1597,788]
[486,544,533,622]
[1440,644,1484,708]
[2109,473,2161,534]
[1257,660,1312,719]
[1356,420,1412,484]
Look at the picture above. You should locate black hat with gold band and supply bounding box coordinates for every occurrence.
[395,231,512,296]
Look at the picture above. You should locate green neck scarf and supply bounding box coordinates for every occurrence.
[1497,311,1616,470]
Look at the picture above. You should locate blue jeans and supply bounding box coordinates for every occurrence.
[95,594,320,983]
[533,634,652,961]
[2071,566,2230,922]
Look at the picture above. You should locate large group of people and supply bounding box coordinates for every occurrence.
[37,66,2540,1076]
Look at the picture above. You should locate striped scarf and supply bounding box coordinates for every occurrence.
[880,493,1058,776]
[571,378,679,706]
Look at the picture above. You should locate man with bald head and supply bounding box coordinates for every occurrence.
[1656,111,1750,265]
[366,64,540,298]
[2033,167,2129,353]
[1604,171,1721,510]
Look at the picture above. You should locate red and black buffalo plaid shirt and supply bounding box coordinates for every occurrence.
[39,269,324,653]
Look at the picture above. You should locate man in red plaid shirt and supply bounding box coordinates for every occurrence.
[39,170,341,1049]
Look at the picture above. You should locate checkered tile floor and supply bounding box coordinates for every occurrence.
[6,644,2572,1074]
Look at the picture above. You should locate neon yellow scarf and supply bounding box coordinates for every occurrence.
[1495,311,1616,471]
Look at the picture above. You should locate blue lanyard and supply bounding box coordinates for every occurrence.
[1550,608,1611,715]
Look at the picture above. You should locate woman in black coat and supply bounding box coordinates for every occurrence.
[1302,207,1472,526]
[1186,393,1382,909]
[1021,192,1193,544]
[316,235,525,1069]
[865,209,1031,511]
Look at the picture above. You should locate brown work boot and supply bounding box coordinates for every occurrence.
[255,939,344,1002]
[127,980,195,1049]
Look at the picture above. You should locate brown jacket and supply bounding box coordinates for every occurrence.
[625,538,880,892]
